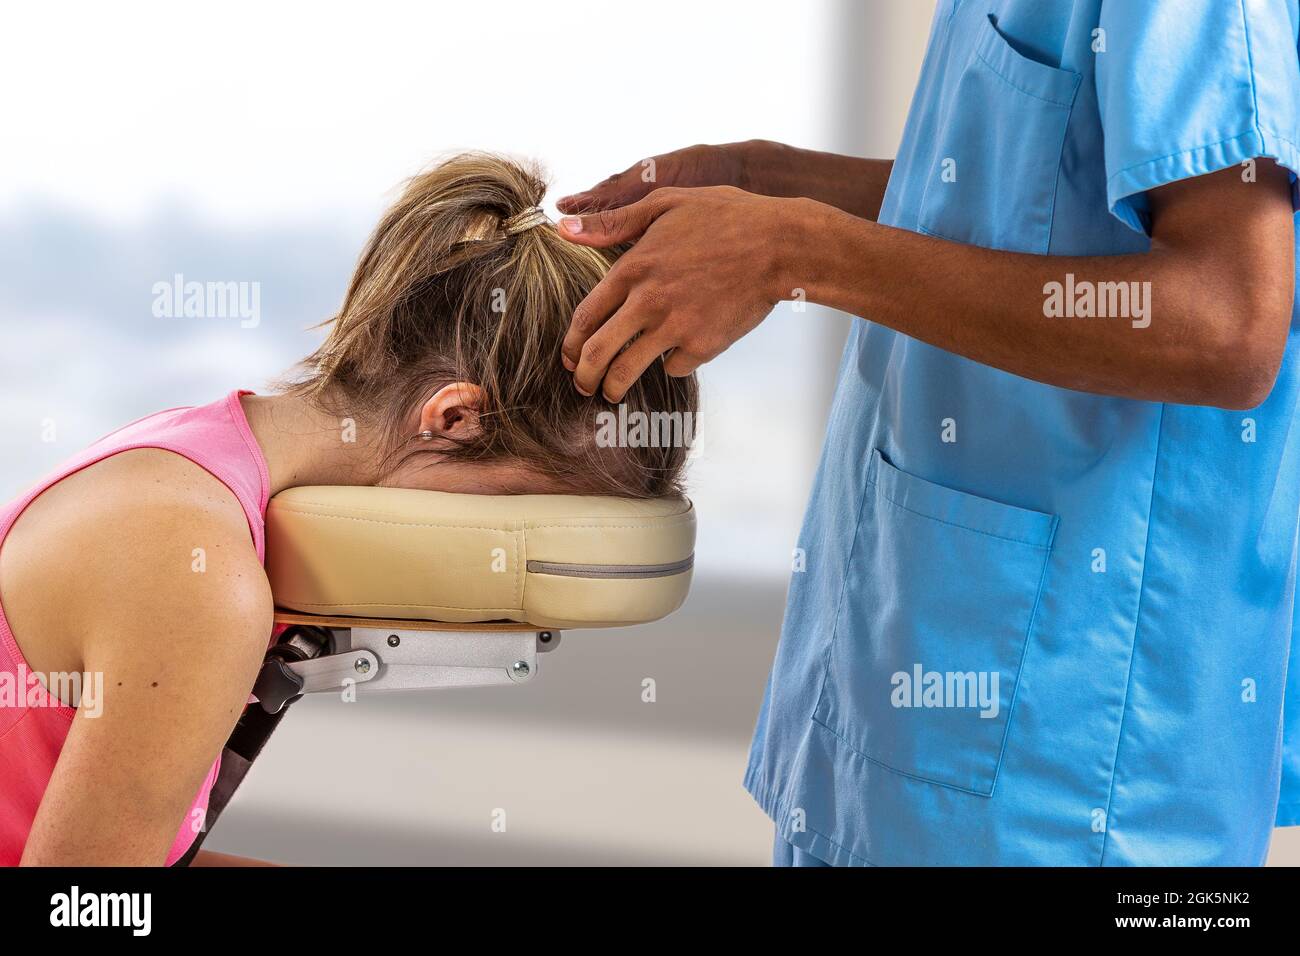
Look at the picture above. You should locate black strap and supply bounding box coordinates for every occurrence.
[172,625,331,866]
[173,697,297,867]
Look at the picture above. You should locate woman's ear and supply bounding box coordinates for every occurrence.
[418,382,486,442]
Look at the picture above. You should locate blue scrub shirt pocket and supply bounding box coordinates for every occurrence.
[916,12,1080,254]
[813,450,1057,795]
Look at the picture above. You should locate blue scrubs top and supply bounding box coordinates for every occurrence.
[746,0,1300,866]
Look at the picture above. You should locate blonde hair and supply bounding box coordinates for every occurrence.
[283,153,697,497]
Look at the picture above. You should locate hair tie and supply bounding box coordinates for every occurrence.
[454,208,550,248]
[501,207,549,235]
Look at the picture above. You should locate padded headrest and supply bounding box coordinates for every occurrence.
[265,487,695,629]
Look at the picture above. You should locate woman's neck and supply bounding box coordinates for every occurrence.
[238,391,387,497]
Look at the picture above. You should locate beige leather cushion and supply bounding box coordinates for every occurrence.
[265,487,695,628]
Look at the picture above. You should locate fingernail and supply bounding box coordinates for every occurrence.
[560,216,584,235]
[562,354,576,371]
[558,194,580,209]
[575,381,592,396]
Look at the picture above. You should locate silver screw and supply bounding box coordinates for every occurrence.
[354,657,372,674]
[387,634,400,647]
[538,631,554,644]
[511,660,531,679]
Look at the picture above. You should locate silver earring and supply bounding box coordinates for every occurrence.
[418,430,434,441]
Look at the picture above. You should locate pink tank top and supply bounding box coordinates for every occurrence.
[0,390,270,865]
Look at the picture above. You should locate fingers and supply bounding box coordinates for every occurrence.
[562,268,633,372]
[599,333,671,403]
[571,302,653,397]
[557,163,653,215]
[556,190,676,248]
[662,347,705,379]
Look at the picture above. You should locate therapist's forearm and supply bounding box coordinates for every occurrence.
[740,140,893,222]
[783,200,1289,409]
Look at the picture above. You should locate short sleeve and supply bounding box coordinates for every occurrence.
[1096,0,1300,235]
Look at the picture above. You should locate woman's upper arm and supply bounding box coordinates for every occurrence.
[19,477,273,866]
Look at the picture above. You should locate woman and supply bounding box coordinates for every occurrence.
[0,153,698,866]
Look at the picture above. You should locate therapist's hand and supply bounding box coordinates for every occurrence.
[556,186,798,401]
[556,143,748,215]
[560,140,896,221]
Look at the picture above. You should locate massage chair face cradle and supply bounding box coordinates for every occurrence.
[193,486,696,854]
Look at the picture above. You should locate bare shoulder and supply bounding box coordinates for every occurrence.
[1,448,272,677]
[11,449,276,864]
